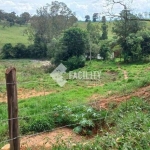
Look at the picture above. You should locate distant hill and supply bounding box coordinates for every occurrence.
[76,21,115,39]
[0,21,149,49]
[0,25,29,48]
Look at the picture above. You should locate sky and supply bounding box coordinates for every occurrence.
[0,0,150,20]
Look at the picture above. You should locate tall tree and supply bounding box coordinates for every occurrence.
[101,16,108,40]
[85,15,90,22]
[93,13,98,22]
[113,10,145,61]
[0,10,4,20]
[5,12,16,26]
[20,12,31,24]
[61,27,88,60]
[87,21,101,44]
[30,1,77,44]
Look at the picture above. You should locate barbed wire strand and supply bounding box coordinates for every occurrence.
[0,100,103,123]
[0,86,150,122]
[0,115,109,145]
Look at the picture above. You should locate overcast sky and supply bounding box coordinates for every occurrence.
[0,0,150,20]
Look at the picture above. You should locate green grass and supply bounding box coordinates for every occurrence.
[51,98,150,150]
[0,21,149,49]
[76,22,115,39]
[0,25,29,48]
[0,59,150,148]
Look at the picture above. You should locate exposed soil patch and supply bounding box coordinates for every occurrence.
[1,128,85,150]
[0,88,55,103]
[87,83,104,88]
[90,85,150,109]
[106,70,118,76]
[118,67,128,80]
[123,70,128,80]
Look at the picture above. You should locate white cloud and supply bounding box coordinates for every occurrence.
[0,0,149,20]
[4,0,16,6]
[0,0,41,15]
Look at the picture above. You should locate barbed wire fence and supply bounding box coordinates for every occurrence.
[1,61,150,149]
[0,65,105,150]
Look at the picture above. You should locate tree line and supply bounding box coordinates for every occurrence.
[1,0,150,71]
[0,10,31,27]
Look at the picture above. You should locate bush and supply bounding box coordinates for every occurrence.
[29,116,55,132]
[27,43,47,59]
[63,55,86,71]
[62,27,89,60]
[52,104,107,135]
[13,43,27,58]
[1,42,47,59]
[1,43,14,58]
[100,44,110,60]
[53,28,89,66]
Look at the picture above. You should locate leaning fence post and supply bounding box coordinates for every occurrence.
[5,67,20,150]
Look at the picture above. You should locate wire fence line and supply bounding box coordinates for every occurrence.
[2,67,148,149]
[0,68,104,149]
[0,115,109,145]
[0,100,104,124]
[0,78,102,85]
[1,77,137,124]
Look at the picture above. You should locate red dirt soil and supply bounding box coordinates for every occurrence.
[1,69,150,150]
[1,128,86,150]
[90,85,150,109]
[1,85,150,150]
[0,88,55,103]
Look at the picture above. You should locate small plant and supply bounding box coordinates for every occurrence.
[52,105,107,135]
[70,106,107,135]
[29,116,55,133]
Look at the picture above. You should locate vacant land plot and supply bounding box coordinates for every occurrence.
[0,59,150,149]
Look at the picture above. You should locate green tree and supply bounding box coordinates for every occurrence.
[101,16,108,40]
[30,1,77,44]
[62,27,88,60]
[99,44,110,60]
[20,12,31,24]
[47,38,61,58]
[1,43,14,58]
[5,12,16,26]
[137,31,150,58]
[85,15,90,22]
[93,13,98,22]
[125,34,143,61]
[87,22,101,44]
[53,28,88,70]
[113,10,145,62]
[13,43,27,58]
[0,10,4,20]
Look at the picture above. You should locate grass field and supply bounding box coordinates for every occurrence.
[0,20,150,149]
[0,22,114,49]
[76,21,115,39]
[0,25,29,48]
[0,21,149,49]
[0,59,150,149]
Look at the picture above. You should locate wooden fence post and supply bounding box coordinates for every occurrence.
[5,67,20,150]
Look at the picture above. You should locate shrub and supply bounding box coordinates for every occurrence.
[63,55,86,71]
[13,43,27,58]
[27,43,47,59]
[29,117,55,132]
[1,43,14,58]
[62,28,89,60]
[52,105,107,135]
[99,44,110,60]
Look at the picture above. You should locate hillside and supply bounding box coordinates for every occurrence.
[0,59,150,149]
[0,25,29,48]
[0,21,149,49]
[76,21,115,39]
